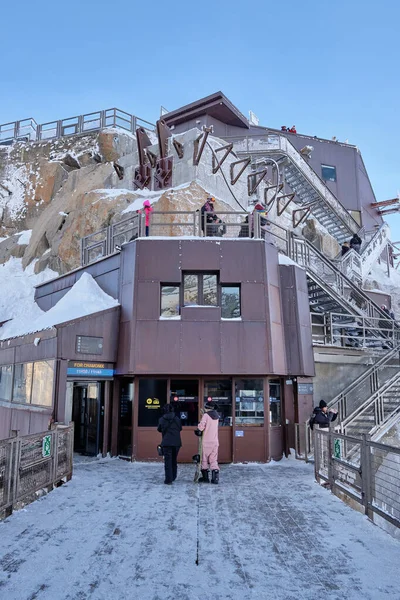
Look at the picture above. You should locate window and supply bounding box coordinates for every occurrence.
[31,360,55,407]
[235,379,264,425]
[161,285,180,318]
[170,379,199,426]
[221,286,241,319]
[12,363,33,404]
[321,164,337,182]
[160,275,240,319]
[269,380,281,426]
[138,379,167,427]
[204,380,232,427]
[183,273,217,307]
[0,364,13,401]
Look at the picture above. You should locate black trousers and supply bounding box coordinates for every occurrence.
[163,446,180,483]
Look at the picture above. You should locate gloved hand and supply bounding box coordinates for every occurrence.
[194,429,203,437]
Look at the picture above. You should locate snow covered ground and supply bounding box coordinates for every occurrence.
[1,457,400,600]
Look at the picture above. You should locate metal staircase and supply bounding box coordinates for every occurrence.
[336,223,391,282]
[228,133,360,243]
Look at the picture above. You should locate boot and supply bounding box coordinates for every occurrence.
[198,469,210,483]
[211,470,219,485]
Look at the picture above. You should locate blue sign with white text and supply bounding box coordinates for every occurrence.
[67,367,114,377]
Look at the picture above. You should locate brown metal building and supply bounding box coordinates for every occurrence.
[0,237,314,462]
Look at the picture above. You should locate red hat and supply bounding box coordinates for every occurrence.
[254,204,265,211]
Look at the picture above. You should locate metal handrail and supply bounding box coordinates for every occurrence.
[0,108,155,145]
[224,132,360,237]
[340,370,400,433]
[327,342,400,419]
[311,311,398,348]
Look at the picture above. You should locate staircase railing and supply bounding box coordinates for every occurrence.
[279,136,360,234]
[340,371,400,436]
[311,311,398,348]
[288,233,392,321]
[225,133,360,237]
[335,223,391,281]
[327,342,400,421]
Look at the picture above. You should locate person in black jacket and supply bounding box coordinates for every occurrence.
[341,241,350,256]
[350,233,362,254]
[312,399,338,428]
[157,404,182,485]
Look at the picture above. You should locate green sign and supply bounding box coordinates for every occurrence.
[42,435,51,458]
[334,438,341,459]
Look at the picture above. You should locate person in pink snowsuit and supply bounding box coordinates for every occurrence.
[141,200,153,236]
[196,401,220,484]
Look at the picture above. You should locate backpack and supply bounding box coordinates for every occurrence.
[308,414,316,431]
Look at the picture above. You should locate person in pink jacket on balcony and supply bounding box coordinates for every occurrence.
[195,400,220,484]
[141,200,153,237]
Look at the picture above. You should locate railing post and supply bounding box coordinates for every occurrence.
[328,427,334,490]
[361,434,373,519]
[329,312,333,345]
[314,429,319,481]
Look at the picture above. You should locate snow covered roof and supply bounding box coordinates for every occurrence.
[0,271,119,341]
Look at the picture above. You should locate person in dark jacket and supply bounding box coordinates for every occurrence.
[349,233,362,254]
[157,404,182,485]
[341,241,350,256]
[312,399,338,429]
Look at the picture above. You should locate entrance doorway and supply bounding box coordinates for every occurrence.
[72,382,103,455]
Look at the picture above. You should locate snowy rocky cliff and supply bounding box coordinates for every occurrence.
[0,128,238,275]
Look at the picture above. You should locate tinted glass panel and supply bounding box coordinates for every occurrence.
[204,380,232,426]
[235,379,264,425]
[12,363,33,404]
[203,275,217,306]
[184,275,198,306]
[170,379,199,426]
[161,285,180,317]
[0,365,13,401]
[321,164,336,182]
[31,360,55,407]
[270,380,281,426]
[221,286,241,318]
[138,379,167,426]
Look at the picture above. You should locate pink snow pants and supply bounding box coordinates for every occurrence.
[202,443,219,471]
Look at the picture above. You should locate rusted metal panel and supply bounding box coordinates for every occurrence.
[180,323,221,373]
[136,240,181,282]
[220,323,269,374]
[136,282,160,320]
[15,337,57,363]
[268,284,283,325]
[0,407,12,438]
[180,240,221,270]
[181,307,221,322]
[279,265,315,377]
[10,410,30,436]
[57,308,120,362]
[220,240,264,283]
[116,322,131,375]
[241,283,266,321]
[269,427,284,461]
[264,243,280,287]
[234,427,266,462]
[0,347,15,365]
[134,322,181,374]
[270,323,287,374]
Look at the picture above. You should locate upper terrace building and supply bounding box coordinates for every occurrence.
[0,92,399,462]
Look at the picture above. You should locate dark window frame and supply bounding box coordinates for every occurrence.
[160,283,181,318]
[221,284,241,319]
[160,275,241,319]
[321,164,337,182]
[182,271,219,307]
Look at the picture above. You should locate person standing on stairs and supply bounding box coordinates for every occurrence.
[350,233,362,254]
[341,241,350,256]
[312,400,338,429]
[195,401,220,484]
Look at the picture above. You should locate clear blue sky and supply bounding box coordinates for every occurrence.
[1,0,399,237]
